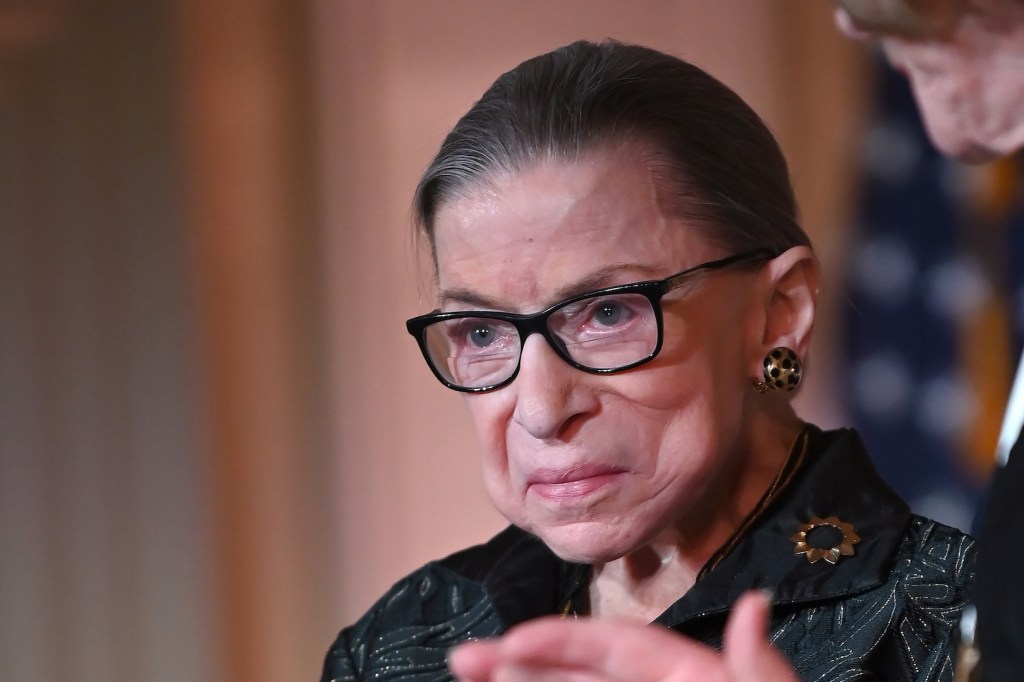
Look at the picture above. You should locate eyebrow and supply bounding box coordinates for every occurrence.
[438,263,665,311]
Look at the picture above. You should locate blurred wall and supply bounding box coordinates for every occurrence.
[1,1,331,681]
[0,4,215,682]
[0,1,867,680]
[178,1,332,680]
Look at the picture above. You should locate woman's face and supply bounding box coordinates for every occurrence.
[431,149,765,563]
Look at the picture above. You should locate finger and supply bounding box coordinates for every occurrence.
[496,616,728,681]
[723,591,798,682]
[723,590,772,659]
[491,663,609,682]
[448,639,502,682]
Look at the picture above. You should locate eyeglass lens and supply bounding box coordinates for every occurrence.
[421,291,659,390]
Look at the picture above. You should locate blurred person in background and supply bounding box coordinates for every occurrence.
[835,1,1024,680]
[320,40,974,682]
[834,0,1024,163]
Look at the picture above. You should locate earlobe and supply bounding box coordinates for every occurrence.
[759,246,820,359]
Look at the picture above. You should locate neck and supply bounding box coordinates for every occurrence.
[588,409,805,621]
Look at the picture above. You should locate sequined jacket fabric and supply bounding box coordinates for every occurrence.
[321,427,976,681]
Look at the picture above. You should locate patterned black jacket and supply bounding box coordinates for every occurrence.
[322,427,976,681]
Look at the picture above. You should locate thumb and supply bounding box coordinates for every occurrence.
[723,590,798,682]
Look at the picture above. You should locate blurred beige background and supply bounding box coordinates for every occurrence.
[0,1,869,680]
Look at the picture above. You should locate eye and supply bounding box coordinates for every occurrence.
[593,300,627,326]
[552,294,649,338]
[444,318,516,353]
[579,297,638,330]
[467,324,497,348]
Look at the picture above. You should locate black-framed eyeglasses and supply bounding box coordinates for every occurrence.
[406,249,776,393]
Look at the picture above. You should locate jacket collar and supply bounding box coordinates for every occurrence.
[656,425,910,627]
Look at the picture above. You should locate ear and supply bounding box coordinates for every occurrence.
[751,246,820,372]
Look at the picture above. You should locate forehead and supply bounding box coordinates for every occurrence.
[431,148,714,310]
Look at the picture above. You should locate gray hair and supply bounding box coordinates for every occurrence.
[413,40,810,264]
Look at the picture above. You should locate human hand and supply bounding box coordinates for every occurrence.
[447,590,798,682]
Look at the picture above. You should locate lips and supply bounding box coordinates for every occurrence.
[526,464,626,501]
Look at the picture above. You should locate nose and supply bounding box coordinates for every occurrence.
[511,334,596,441]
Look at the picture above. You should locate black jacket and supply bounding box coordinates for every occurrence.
[322,427,975,681]
[976,427,1024,681]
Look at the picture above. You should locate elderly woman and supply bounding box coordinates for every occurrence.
[321,41,974,682]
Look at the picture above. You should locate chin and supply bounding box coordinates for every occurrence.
[937,122,1024,163]
[948,139,1000,163]
[926,128,997,164]
[532,521,640,564]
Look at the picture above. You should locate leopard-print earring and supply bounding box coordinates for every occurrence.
[753,347,802,392]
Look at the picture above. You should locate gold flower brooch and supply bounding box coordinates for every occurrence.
[791,516,861,564]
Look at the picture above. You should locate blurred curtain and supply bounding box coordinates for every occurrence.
[0,4,212,681]
[1,1,331,680]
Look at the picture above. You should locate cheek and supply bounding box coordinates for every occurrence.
[464,394,538,529]
[618,317,751,468]
[642,312,750,405]
[603,357,736,470]
[463,394,517,483]
[632,351,749,494]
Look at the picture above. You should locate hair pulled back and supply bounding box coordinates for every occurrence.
[414,40,810,262]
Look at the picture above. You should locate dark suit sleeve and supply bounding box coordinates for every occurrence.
[976,429,1024,682]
